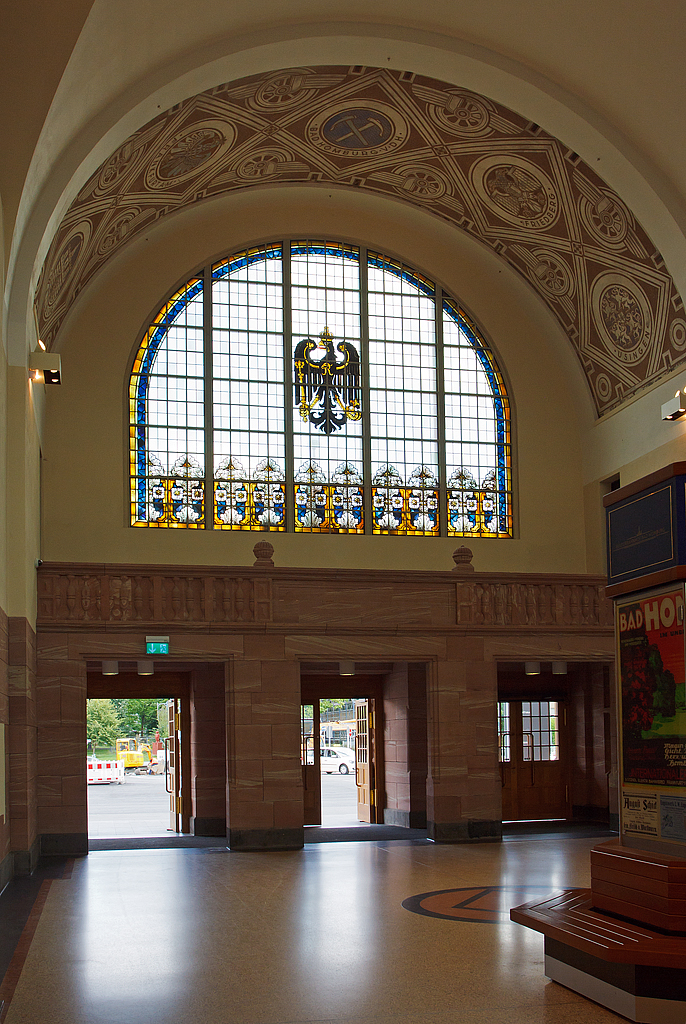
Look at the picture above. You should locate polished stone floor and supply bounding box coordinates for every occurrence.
[2,836,626,1024]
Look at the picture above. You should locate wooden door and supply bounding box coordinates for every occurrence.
[355,700,373,822]
[301,702,321,825]
[355,698,383,823]
[165,698,181,832]
[499,700,568,820]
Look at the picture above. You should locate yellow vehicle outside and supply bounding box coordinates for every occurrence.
[115,737,152,769]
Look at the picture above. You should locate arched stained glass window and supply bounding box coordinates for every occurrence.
[129,241,512,537]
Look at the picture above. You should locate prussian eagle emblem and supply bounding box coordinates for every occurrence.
[294,327,361,434]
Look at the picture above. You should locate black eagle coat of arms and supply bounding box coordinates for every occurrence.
[293,328,361,434]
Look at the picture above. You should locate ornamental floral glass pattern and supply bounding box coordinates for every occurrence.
[130,241,512,536]
[129,278,205,528]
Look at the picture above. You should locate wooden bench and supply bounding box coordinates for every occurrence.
[511,889,686,1024]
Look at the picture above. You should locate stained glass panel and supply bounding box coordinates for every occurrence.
[368,253,439,535]
[212,246,285,531]
[291,242,364,533]
[129,241,512,537]
[130,277,205,527]
[443,299,512,537]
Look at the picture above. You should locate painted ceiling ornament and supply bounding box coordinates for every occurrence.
[43,223,90,311]
[591,273,652,365]
[308,100,408,158]
[473,155,559,229]
[145,119,235,189]
[371,163,451,203]
[35,65,686,416]
[294,328,361,435]
[234,67,345,111]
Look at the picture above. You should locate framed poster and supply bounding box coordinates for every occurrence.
[617,585,686,848]
[604,466,686,587]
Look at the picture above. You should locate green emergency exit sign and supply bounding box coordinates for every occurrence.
[145,636,169,655]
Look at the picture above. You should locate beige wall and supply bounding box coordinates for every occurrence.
[6,368,41,622]
[581,367,686,572]
[583,371,686,489]
[41,185,593,573]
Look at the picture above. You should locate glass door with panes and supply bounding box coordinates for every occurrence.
[301,702,321,825]
[355,700,372,822]
[499,700,568,820]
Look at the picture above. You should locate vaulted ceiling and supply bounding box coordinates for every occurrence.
[35,65,686,415]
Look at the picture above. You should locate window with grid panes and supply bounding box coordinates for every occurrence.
[129,241,512,536]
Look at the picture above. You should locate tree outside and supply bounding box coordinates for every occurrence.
[86,699,120,748]
[111,697,163,738]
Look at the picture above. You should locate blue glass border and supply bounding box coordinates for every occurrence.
[367,252,435,297]
[443,300,510,532]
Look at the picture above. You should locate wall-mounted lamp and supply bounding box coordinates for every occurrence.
[552,661,568,675]
[661,390,686,420]
[339,660,355,676]
[101,660,119,676]
[524,661,541,676]
[137,660,154,676]
[29,349,62,385]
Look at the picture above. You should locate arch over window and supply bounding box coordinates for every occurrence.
[129,241,512,537]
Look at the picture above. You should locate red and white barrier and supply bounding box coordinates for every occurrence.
[87,759,125,784]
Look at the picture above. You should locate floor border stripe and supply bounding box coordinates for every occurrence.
[0,880,53,1024]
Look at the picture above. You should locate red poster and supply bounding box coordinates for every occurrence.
[618,587,686,791]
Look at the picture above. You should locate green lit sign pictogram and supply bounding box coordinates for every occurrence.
[145,636,169,655]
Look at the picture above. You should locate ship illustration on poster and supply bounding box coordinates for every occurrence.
[618,589,686,789]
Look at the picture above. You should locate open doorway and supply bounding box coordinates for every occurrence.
[301,697,380,827]
[87,670,191,839]
[301,670,387,828]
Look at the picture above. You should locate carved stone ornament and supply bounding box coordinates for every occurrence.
[253,541,275,567]
[452,546,475,573]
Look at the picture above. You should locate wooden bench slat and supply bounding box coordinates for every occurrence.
[511,889,686,967]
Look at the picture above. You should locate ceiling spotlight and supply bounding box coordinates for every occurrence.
[552,661,568,675]
[101,660,118,676]
[339,660,355,676]
[524,661,541,676]
[137,660,154,676]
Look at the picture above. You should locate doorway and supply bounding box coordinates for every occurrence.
[86,671,191,839]
[301,678,385,827]
[499,700,568,820]
[497,661,615,824]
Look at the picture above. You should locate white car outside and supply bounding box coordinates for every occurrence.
[320,746,355,775]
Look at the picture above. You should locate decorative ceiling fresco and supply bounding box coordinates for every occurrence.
[35,65,686,415]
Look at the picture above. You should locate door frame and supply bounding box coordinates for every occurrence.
[301,675,385,825]
[86,670,191,834]
[499,697,570,821]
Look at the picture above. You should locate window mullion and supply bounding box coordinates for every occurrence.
[203,265,214,529]
[359,247,372,534]
[435,286,448,537]
[283,241,295,532]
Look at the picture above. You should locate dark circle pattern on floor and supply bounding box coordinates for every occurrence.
[402,885,559,923]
